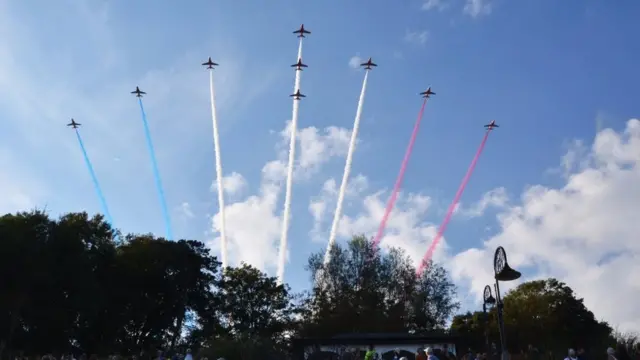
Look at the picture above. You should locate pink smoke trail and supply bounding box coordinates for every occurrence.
[372,98,429,248]
[416,130,492,276]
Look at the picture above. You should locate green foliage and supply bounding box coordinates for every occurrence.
[450,310,494,352]
[0,211,289,358]
[298,235,460,337]
[197,335,286,360]
[450,278,614,354]
[0,211,621,359]
[501,279,613,352]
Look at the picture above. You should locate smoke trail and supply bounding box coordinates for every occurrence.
[324,70,370,266]
[74,129,114,227]
[277,39,304,284]
[137,98,174,241]
[372,98,429,248]
[416,130,492,275]
[208,69,229,270]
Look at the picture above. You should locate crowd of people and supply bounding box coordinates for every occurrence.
[10,349,226,360]
[6,341,640,360]
[360,342,640,360]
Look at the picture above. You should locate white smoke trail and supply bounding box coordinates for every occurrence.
[209,69,228,270]
[277,39,303,285]
[324,70,370,265]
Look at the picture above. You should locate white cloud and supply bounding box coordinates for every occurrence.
[208,122,351,272]
[422,0,449,11]
[348,55,363,69]
[457,187,509,218]
[176,202,195,219]
[211,172,247,198]
[210,175,282,271]
[3,0,637,334]
[308,174,370,243]
[305,119,640,332]
[450,119,640,331]
[283,123,351,178]
[308,174,447,268]
[404,30,430,46]
[463,0,492,18]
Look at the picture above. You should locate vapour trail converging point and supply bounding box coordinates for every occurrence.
[277,25,308,285]
[416,121,498,276]
[68,119,115,230]
[372,88,434,248]
[324,58,375,266]
[202,57,229,270]
[132,87,174,241]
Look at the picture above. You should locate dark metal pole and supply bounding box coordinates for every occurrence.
[495,281,507,358]
[482,284,495,358]
[493,246,520,360]
[483,303,490,355]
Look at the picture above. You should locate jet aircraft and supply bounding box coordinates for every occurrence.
[290,89,306,99]
[202,57,218,69]
[293,24,311,38]
[420,87,436,98]
[484,120,499,130]
[291,58,308,70]
[360,57,377,70]
[131,86,146,97]
[67,119,81,129]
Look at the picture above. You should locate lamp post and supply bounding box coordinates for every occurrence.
[482,285,496,355]
[493,246,521,360]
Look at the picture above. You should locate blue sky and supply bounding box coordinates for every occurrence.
[1,0,639,329]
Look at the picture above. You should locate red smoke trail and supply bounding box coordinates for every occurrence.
[416,130,492,276]
[372,98,429,248]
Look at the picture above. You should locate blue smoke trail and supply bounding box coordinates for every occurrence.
[75,129,115,227]
[137,98,174,240]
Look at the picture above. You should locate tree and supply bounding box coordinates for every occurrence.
[0,210,225,357]
[502,278,613,353]
[215,264,294,339]
[614,331,640,356]
[450,311,499,353]
[299,235,459,337]
[411,260,460,330]
[450,279,614,355]
[108,237,220,353]
[0,211,119,356]
[191,264,294,360]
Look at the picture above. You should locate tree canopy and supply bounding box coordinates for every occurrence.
[299,235,459,337]
[0,210,625,360]
[450,278,615,354]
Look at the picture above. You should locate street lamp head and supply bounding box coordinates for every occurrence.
[483,285,496,305]
[494,246,522,281]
